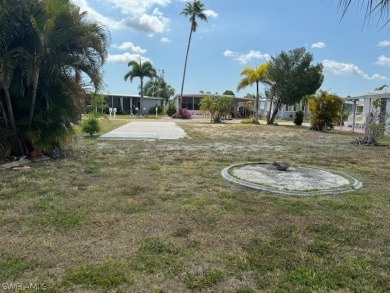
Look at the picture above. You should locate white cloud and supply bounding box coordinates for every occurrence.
[123,8,170,33]
[113,42,146,54]
[204,9,218,18]
[160,37,171,43]
[224,49,270,64]
[377,40,390,47]
[312,41,326,49]
[376,55,390,66]
[72,0,123,29]
[322,60,387,81]
[73,0,171,33]
[107,53,152,64]
[223,50,237,57]
[107,0,171,15]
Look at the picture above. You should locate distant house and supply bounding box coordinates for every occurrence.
[345,89,390,135]
[87,94,163,115]
[173,94,255,118]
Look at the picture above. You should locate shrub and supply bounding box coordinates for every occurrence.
[148,105,163,115]
[82,118,100,136]
[165,103,177,117]
[308,91,343,131]
[173,108,192,119]
[293,110,304,125]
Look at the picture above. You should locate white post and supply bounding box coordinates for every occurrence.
[156,106,158,119]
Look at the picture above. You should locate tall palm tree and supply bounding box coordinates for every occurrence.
[179,0,208,110]
[237,63,270,124]
[124,60,156,115]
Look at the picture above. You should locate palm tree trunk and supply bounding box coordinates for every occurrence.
[179,28,193,112]
[0,98,9,129]
[140,78,144,115]
[29,67,40,127]
[4,89,16,131]
[255,81,259,123]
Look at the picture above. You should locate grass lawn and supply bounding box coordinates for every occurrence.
[0,120,389,292]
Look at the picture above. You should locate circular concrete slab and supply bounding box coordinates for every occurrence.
[221,162,362,196]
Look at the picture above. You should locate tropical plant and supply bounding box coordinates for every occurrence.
[0,0,108,156]
[338,0,390,28]
[267,47,324,125]
[308,91,344,131]
[293,110,304,126]
[179,0,208,111]
[199,95,233,123]
[144,76,175,107]
[165,102,177,117]
[124,60,156,115]
[237,64,270,124]
[82,118,100,136]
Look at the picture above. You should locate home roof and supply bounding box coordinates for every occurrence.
[104,93,163,100]
[345,89,390,100]
[174,94,254,102]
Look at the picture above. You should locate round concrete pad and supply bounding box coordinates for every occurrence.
[221,162,362,196]
[99,121,186,140]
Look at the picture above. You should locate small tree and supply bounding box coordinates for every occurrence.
[165,102,177,117]
[266,48,324,124]
[293,110,304,126]
[308,91,343,131]
[199,95,233,123]
[82,118,100,136]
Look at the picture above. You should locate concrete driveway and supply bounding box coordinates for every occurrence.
[99,121,187,140]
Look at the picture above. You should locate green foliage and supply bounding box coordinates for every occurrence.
[148,105,163,115]
[199,95,233,123]
[0,255,33,282]
[308,91,343,131]
[293,110,304,125]
[223,90,235,96]
[124,60,156,115]
[165,102,177,117]
[144,76,175,105]
[267,47,324,124]
[65,262,131,288]
[0,0,108,155]
[237,64,269,123]
[82,118,100,136]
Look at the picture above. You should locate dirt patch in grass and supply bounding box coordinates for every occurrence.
[0,121,389,292]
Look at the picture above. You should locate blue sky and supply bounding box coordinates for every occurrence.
[73,0,390,98]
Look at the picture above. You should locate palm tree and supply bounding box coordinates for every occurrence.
[179,0,208,110]
[1,0,109,155]
[237,63,270,124]
[338,0,390,27]
[124,60,156,115]
[144,76,175,107]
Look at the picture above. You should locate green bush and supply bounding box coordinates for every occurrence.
[82,118,100,136]
[148,105,163,115]
[309,91,343,131]
[165,103,177,117]
[294,110,304,125]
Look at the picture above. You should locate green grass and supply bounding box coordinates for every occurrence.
[0,120,389,292]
